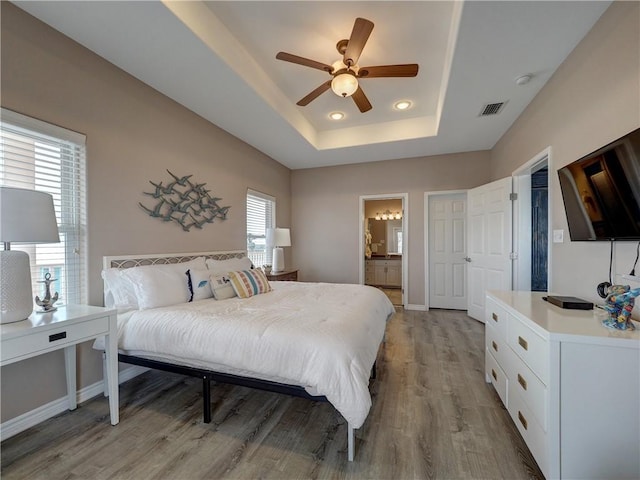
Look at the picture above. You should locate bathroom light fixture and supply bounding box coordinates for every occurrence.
[375,210,402,220]
[329,111,345,120]
[394,100,412,110]
[515,74,532,86]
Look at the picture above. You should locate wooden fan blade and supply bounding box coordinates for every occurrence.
[344,18,374,67]
[352,86,372,113]
[276,52,333,73]
[358,64,419,78]
[296,80,332,106]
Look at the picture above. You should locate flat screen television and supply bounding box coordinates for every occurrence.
[558,127,640,241]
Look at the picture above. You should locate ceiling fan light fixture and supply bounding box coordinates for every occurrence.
[394,100,412,110]
[331,73,358,98]
[329,111,345,120]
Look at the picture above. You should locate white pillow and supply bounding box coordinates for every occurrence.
[206,256,253,275]
[102,268,139,312]
[187,269,214,301]
[210,274,237,300]
[112,257,207,310]
[127,266,188,310]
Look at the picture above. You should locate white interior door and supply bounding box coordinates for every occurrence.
[467,178,513,322]
[429,193,467,309]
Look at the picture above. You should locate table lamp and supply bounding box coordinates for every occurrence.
[0,186,60,324]
[266,228,291,273]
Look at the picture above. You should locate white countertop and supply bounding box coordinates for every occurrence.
[488,290,640,347]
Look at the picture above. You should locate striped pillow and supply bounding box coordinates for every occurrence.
[228,269,272,298]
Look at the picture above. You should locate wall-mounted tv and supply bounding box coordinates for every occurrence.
[558,128,640,241]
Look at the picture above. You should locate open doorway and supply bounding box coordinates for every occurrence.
[513,148,552,292]
[359,194,408,307]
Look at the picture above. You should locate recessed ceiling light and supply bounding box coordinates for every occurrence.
[394,100,412,110]
[329,112,345,120]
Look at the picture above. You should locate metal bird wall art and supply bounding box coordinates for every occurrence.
[139,170,230,232]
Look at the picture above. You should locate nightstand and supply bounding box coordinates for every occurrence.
[1,304,119,425]
[266,268,298,281]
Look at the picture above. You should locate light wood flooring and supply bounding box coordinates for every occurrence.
[1,309,544,480]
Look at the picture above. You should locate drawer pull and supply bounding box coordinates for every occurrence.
[518,411,528,430]
[492,341,498,352]
[49,332,67,342]
[518,336,529,351]
[491,369,497,381]
[517,373,528,390]
[492,312,498,322]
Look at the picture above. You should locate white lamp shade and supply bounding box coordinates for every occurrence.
[266,228,291,247]
[0,187,60,244]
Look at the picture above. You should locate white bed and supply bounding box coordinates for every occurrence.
[97,251,395,461]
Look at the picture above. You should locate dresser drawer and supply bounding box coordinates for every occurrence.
[507,313,549,385]
[508,380,548,478]
[504,347,548,431]
[1,316,109,363]
[486,296,507,338]
[486,348,508,407]
[485,321,508,368]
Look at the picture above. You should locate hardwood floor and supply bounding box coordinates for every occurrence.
[1,309,544,480]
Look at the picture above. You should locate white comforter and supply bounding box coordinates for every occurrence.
[98,281,394,428]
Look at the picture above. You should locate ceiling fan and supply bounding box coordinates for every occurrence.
[276,18,419,113]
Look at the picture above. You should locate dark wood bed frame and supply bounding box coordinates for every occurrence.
[102,250,379,461]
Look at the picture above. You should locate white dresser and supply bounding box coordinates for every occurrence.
[485,291,640,480]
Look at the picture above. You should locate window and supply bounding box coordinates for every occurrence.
[0,108,87,306]
[246,189,275,268]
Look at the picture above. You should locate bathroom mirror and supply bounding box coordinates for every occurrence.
[367,218,402,255]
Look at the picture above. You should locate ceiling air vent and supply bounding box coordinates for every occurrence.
[479,102,506,116]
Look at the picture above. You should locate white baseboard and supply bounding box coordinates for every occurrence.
[405,303,427,311]
[0,365,148,441]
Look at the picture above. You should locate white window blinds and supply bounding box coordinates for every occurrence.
[0,108,87,306]
[247,189,275,267]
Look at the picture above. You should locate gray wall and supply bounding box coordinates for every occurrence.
[291,152,492,306]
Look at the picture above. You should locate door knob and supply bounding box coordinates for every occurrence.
[464,256,472,262]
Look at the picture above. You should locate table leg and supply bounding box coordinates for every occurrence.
[105,332,120,425]
[63,345,77,411]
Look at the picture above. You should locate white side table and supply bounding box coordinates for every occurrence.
[1,304,119,425]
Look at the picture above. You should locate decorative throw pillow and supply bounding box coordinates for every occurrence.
[206,256,253,276]
[209,274,237,300]
[186,269,214,301]
[228,269,272,299]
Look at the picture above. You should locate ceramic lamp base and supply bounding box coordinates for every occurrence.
[0,250,33,323]
[272,247,285,273]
